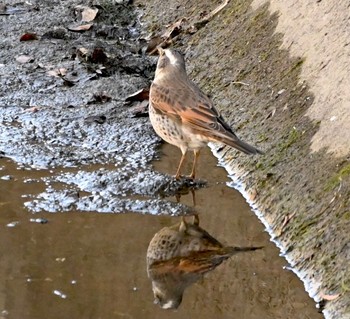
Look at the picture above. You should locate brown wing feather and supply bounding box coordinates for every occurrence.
[150,82,225,132]
[150,82,262,155]
[150,82,184,118]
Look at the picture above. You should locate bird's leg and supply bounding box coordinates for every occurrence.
[189,150,200,179]
[190,189,196,206]
[189,189,199,225]
[175,149,187,180]
[179,217,188,232]
[181,189,198,225]
[175,193,181,203]
[193,214,199,226]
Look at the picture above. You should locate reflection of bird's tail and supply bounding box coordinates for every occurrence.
[224,246,263,255]
[200,246,263,271]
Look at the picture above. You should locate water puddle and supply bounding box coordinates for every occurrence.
[0,140,322,318]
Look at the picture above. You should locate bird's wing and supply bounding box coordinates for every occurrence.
[182,97,263,154]
[150,82,262,154]
[150,83,184,121]
[150,82,238,139]
[181,96,237,140]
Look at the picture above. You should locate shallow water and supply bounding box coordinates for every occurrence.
[0,143,322,319]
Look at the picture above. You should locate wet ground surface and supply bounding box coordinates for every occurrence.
[0,144,322,319]
[0,105,200,216]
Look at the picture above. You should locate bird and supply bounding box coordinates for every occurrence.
[149,48,262,179]
[146,216,262,309]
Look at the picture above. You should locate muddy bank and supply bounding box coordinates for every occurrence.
[138,0,350,318]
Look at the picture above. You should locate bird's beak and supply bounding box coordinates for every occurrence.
[157,47,165,56]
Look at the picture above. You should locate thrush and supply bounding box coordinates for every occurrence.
[146,217,262,309]
[149,48,263,179]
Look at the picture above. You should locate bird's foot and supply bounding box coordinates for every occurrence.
[175,174,195,181]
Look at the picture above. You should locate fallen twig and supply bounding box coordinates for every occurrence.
[231,81,250,86]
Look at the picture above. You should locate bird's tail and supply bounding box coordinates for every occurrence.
[220,136,263,155]
[223,246,263,255]
[203,246,263,268]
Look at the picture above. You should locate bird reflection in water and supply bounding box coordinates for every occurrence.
[146,216,262,309]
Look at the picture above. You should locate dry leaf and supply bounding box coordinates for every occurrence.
[147,18,186,55]
[248,189,258,201]
[94,66,106,75]
[20,32,37,41]
[265,108,277,120]
[81,7,98,22]
[280,211,297,231]
[90,47,107,64]
[1,3,33,15]
[146,0,229,54]
[47,68,67,77]
[145,36,163,54]
[0,3,7,14]
[41,27,67,40]
[61,78,76,87]
[84,115,107,124]
[192,0,229,31]
[129,100,149,117]
[68,24,93,32]
[77,47,89,56]
[320,292,340,301]
[89,91,112,104]
[76,47,89,61]
[25,107,40,113]
[162,18,185,39]
[16,55,33,64]
[124,88,150,104]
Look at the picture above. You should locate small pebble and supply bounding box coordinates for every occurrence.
[53,290,67,299]
[7,221,19,227]
[29,218,48,224]
[24,178,38,183]
[1,175,12,180]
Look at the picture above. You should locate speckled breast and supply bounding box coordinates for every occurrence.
[148,102,185,148]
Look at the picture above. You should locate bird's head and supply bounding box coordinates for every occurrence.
[154,48,186,79]
[152,283,183,310]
